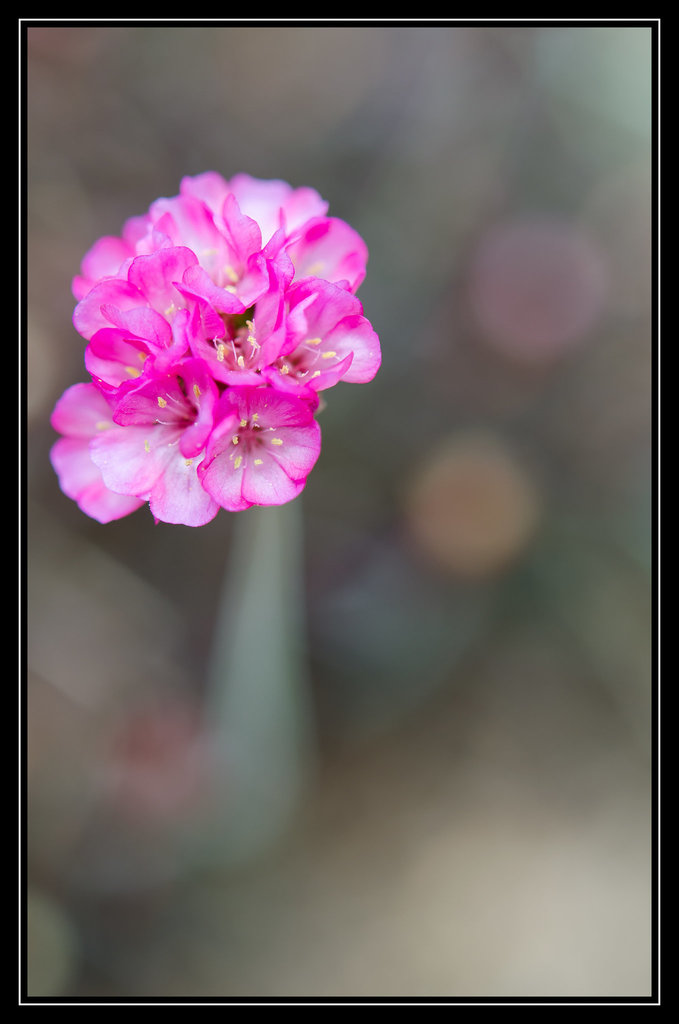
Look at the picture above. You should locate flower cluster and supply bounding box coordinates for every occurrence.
[50,173,381,525]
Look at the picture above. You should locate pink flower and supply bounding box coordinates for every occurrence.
[186,261,288,387]
[198,386,321,512]
[263,277,381,395]
[180,170,329,246]
[89,358,221,527]
[50,383,145,523]
[52,173,381,524]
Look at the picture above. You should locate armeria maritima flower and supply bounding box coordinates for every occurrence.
[51,172,381,525]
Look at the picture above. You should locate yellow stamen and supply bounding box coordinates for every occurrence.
[234,455,242,470]
[232,435,239,445]
[95,421,110,432]
[144,440,151,453]
[185,459,193,467]
[240,418,248,428]
[321,351,337,359]
[237,355,245,369]
[217,343,227,362]
[157,396,167,408]
[306,337,322,346]
[224,265,239,283]
[125,366,141,378]
[271,438,283,446]
[193,383,201,399]
[254,459,263,466]
[279,364,289,375]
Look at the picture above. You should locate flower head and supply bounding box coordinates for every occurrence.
[51,173,381,525]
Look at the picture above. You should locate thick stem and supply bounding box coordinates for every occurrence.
[199,499,316,867]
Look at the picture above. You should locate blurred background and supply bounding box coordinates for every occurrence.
[25,23,654,1000]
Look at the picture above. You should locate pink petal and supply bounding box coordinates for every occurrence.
[73,278,146,340]
[180,171,231,215]
[50,382,115,437]
[220,193,263,265]
[72,235,134,299]
[241,450,307,507]
[264,420,322,480]
[176,358,219,458]
[90,422,180,498]
[321,315,381,383]
[286,217,368,292]
[239,385,319,428]
[280,187,330,239]
[99,306,173,352]
[85,329,150,389]
[227,174,292,244]
[148,194,234,283]
[196,420,251,512]
[127,246,199,316]
[111,375,189,428]
[228,173,329,244]
[148,452,219,527]
[50,436,144,523]
[178,264,246,315]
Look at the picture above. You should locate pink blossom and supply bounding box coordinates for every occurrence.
[89,358,221,527]
[263,277,381,395]
[198,386,321,512]
[186,261,288,387]
[52,173,381,524]
[180,170,329,246]
[50,383,145,523]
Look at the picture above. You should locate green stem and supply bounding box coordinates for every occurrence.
[200,499,316,867]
